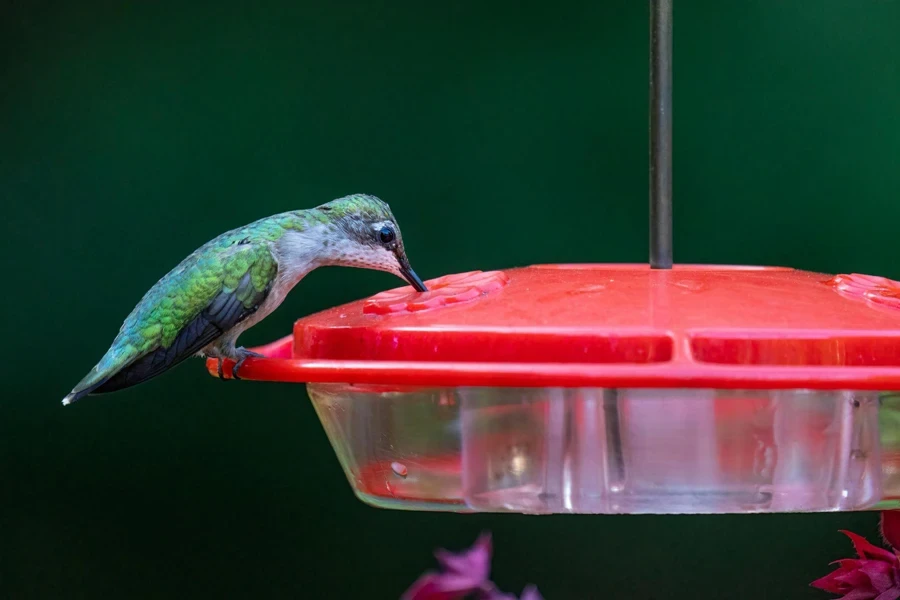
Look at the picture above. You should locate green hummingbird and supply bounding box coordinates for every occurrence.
[62,194,427,406]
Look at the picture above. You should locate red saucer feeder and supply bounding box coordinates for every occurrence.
[207,265,900,514]
[205,2,900,514]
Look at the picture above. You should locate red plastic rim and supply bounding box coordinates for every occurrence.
[206,264,900,390]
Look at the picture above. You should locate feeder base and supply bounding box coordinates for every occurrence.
[308,384,900,515]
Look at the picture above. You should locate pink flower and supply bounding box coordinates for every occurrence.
[402,533,543,600]
[811,529,900,599]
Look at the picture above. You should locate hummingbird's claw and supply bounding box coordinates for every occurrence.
[216,358,225,379]
[231,347,265,380]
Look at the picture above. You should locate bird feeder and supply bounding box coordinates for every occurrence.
[206,1,900,514]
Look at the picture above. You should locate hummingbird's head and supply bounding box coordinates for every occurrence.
[315,194,428,292]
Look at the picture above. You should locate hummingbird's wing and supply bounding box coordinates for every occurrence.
[64,241,278,403]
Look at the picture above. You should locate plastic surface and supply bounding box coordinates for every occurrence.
[363,270,509,315]
[832,273,900,310]
[308,383,900,514]
[208,264,900,390]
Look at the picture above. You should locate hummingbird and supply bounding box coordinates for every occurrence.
[62,194,427,406]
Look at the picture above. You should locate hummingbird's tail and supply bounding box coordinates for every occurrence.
[62,377,110,406]
[62,334,206,405]
[61,345,139,406]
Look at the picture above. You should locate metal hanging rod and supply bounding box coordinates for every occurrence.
[649,0,673,269]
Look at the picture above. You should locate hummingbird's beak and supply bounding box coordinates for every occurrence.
[398,258,428,292]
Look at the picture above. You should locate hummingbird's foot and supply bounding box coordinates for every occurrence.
[231,347,265,380]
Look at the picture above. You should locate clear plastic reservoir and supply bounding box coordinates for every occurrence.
[309,384,900,514]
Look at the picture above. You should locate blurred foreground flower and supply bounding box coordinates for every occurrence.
[402,532,543,600]
[882,511,900,551]
[811,526,900,599]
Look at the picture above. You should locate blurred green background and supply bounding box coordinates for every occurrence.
[2,0,899,597]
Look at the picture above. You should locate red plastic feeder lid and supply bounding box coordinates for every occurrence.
[207,265,900,390]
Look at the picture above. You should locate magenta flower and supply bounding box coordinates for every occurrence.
[883,511,900,550]
[402,532,543,600]
[811,529,900,599]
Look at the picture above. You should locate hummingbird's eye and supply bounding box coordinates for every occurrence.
[379,226,395,244]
